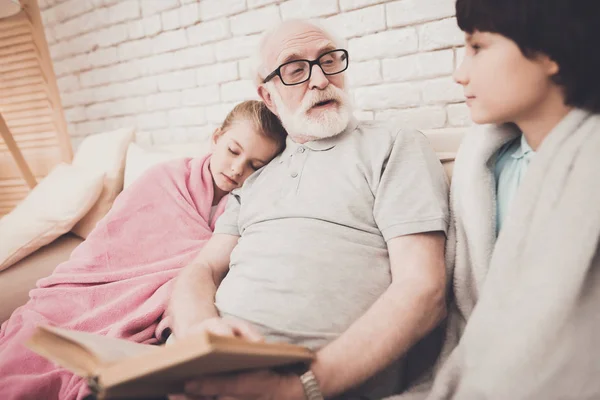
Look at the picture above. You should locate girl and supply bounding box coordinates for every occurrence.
[0,100,287,400]
[209,100,286,205]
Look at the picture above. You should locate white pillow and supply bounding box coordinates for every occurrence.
[0,163,104,271]
[71,127,135,239]
[123,141,211,189]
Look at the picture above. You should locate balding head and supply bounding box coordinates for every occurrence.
[254,20,342,84]
[253,20,352,142]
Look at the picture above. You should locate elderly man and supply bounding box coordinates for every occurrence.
[170,19,449,400]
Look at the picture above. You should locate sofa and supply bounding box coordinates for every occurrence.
[0,128,465,324]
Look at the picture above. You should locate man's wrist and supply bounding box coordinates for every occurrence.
[299,369,325,400]
[279,372,310,400]
[307,357,335,396]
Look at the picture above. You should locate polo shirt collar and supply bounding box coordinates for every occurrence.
[281,117,358,158]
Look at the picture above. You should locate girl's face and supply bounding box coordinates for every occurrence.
[453,31,559,125]
[209,120,281,194]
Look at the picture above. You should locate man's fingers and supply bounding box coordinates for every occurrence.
[171,394,218,400]
[205,323,236,338]
[181,317,262,342]
[184,376,220,396]
[184,370,275,397]
[226,319,264,342]
[185,322,213,337]
[168,395,209,400]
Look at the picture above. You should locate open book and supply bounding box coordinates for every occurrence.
[26,325,314,399]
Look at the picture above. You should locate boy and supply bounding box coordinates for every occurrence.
[396,1,600,399]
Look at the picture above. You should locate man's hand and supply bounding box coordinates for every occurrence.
[182,317,264,342]
[177,369,305,400]
[169,234,239,338]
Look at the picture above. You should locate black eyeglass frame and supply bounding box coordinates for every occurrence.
[262,49,349,86]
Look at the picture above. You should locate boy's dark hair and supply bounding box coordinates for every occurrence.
[456,0,600,113]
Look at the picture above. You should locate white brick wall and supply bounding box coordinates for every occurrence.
[40,0,470,145]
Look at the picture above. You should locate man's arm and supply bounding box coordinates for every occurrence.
[311,231,447,397]
[179,231,447,400]
[169,233,239,338]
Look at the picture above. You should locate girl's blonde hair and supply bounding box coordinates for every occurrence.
[220,100,287,151]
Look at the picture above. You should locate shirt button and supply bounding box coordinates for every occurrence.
[291,171,298,178]
[297,147,305,153]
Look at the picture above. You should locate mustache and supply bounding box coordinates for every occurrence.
[302,86,345,112]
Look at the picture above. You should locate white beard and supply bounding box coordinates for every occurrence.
[267,83,353,140]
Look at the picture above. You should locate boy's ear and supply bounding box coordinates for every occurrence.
[541,55,560,76]
[548,59,559,76]
[257,85,278,116]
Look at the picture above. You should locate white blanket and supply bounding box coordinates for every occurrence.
[392,108,600,400]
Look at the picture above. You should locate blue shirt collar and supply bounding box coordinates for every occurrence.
[511,134,535,160]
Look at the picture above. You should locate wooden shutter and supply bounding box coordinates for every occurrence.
[0,0,71,217]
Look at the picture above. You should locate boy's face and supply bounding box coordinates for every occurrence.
[454,31,559,125]
[209,120,280,193]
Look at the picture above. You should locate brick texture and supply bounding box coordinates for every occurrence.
[41,0,467,145]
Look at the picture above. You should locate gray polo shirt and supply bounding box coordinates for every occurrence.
[214,119,449,397]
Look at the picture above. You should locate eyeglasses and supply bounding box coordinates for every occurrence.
[262,49,349,86]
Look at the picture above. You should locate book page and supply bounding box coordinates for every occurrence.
[27,326,158,374]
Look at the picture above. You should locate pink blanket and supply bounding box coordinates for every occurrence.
[0,154,226,400]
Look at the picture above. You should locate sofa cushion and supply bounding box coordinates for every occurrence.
[71,127,135,239]
[0,233,83,323]
[423,129,465,182]
[0,163,104,272]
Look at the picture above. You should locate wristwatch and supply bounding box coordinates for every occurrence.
[299,369,324,400]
